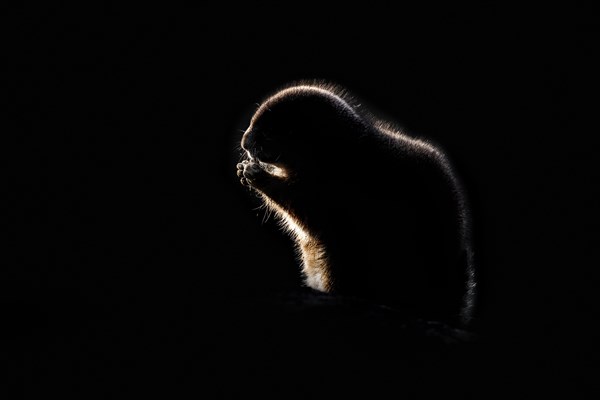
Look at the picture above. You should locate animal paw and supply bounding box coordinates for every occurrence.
[236,159,269,188]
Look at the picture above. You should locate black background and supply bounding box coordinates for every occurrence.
[6,4,599,398]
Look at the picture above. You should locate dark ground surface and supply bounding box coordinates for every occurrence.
[5,4,600,399]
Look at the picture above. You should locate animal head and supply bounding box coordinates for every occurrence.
[241,84,368,173]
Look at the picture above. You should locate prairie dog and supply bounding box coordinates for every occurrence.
[237,82,476,326]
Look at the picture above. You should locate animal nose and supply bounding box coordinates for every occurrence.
[241,129,251,151]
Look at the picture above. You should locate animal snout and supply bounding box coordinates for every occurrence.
[241,129,253,152]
